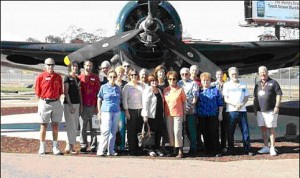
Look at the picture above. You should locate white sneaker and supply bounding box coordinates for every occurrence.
[107,152,118,156]
[52,147,61,155]
[149,151,157,157]
[258,146,270,154]
[97,150,104,156]
[38,143,45,155]
[270,147,277,156]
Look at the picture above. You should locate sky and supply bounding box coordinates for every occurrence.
[1,1,276,42]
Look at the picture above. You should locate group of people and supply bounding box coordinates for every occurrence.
[35,57,282,158]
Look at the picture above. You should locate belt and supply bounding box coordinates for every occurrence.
[42,98,58,103]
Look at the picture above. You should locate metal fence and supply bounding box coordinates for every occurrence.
[1,66,299,99]
[1,67,67,87]
[240,67,299,99]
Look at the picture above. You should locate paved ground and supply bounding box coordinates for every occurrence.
[1,153,299,178]
[1,93,299,178]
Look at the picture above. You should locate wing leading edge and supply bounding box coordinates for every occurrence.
[189,39,299,75]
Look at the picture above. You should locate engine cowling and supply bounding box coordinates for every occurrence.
[116,1,183,69]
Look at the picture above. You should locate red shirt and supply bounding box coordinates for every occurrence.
[78,73,100,107]
[35,71,63,99]
[193,78,202,88]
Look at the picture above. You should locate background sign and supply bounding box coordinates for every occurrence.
[245,1,299,27]
[252,1,299,22]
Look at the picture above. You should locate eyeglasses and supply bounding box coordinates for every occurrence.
[168,78,176,81]
[101,67,108,70]
[130,74,138,76]
[46,64,55,66]
[181,73,189,76]
[109,76,117,79]
[123,65,130,68]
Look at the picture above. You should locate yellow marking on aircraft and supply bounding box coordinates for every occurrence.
[64,56,71,66]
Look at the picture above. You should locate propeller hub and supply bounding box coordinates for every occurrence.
[145,18,157,31]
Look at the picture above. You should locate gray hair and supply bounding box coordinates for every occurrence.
[189,65,199,72]
[101,60,111,68]
[258,66,268,73]
[44,58,55,64]
[180,67,190,74]
[228,67,239,74]
[139,68,148,75]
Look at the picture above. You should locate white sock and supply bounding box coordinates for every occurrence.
[40,141,45,147]
[53,141,58,148]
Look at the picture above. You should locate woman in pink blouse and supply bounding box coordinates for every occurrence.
[163,71,187,158]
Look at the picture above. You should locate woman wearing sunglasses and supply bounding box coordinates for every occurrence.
[122,69,145,156]
[96,70,121,156]
[163,71,186,158]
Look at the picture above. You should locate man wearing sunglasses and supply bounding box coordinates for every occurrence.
[35,58,63,155]
[122,60,132,82]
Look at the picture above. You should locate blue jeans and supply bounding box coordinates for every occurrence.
[228,111,251,152]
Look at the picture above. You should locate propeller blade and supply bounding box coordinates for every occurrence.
[64,28,143,65]
[148,0,159,18]
[160,32,220,79]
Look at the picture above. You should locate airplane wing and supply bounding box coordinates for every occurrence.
[1,41,114,73]
[188,39,299,75]
[1,40,298,75]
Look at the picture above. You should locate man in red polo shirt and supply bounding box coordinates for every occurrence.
[78,59,101,153]
[35,58,63,155]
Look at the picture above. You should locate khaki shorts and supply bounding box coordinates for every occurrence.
[257,111,278,128]
[38,99,63,123]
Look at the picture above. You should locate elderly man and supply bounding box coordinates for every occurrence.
[99,60,111,85]
[122,60,132,82]
[254,66,282,156]
[35,58,63,155]
[223,67,254,156]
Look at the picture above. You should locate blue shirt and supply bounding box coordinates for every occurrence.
[177,79,199,113]
[98,83,121,112]
[196,86,223,117]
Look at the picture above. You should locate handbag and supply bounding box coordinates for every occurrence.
[182,123,190,154]
[137,123,155,147]
[92,114,100,129]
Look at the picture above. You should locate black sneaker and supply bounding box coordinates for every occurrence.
[80,147,87,153]
[91,148,97,153]
[215,153,223,157]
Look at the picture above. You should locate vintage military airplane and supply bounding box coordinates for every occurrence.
[1,1,299,78]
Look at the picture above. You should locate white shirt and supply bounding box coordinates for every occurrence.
[223,81,249,112]
[122,82,145,110]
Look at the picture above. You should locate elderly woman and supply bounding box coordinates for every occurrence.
[163,71,186,158]
[63,62,82,154]
[96,70,121,156]
[114,66,128,153]
[141,75,164,157]
[196,72,223,157]
[177,67,199,155]
[122,68,145,156]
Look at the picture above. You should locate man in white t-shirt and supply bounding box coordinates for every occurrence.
[223,67,254,156]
